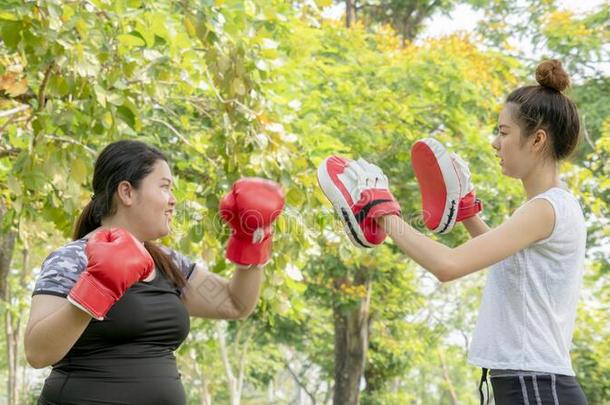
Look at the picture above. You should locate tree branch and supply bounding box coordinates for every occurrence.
[44,134,97,155]
[0,93,36,104]
[581,114,595,149]
[173,165,212,184]
[0,105,30,119]
[284,359,318,405]
[203,68,262,117]
[0,112,24,138]
[37,62,56,112]
[0,148,22,159]
[184,97,214,121]
[148,118,193,147]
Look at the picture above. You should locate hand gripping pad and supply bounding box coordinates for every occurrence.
[317,156,400,248]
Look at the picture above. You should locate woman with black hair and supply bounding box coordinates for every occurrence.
[24,140,285,404]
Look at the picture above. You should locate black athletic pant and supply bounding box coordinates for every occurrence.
[480,368,588,405]
[36,358,186,405]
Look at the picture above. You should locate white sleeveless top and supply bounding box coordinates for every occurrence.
[468,187,586,376]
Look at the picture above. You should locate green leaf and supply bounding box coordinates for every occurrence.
[62,5,76,21]
[75,18,88,37]
[134,23,154,47]
[0,12,17,21]
[7,175,22,196]
[71,159,88,184]
[116,105,135,128]
[93,84,107,107]
[47,75,71,97]
[117,33,146,49]
[107,92,125,106]
[0,20,22,49]
[232,78,246,96]
[101,111,113,128]
[184,16,197,38]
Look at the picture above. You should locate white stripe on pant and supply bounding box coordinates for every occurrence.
[519,376,530,405]
[551,374,559,405]
[489,367,588,404]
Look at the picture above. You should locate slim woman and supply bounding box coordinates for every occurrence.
[318,60,588,404]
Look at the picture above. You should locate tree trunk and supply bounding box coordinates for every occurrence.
[6,248,26,405]
[267,381,274,403]
[184,340,213,405]
[217,321,252,405]
[0,203,18,405]
[199,371,211,405]
[192,351,212,405]
[439,349,459,405]
[345,0,357,28]
[0,206,16,299]
[4,287,19,405]
[217,321,239,405]
[332,269,372,405]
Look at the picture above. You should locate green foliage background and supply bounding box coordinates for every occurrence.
[0,0,608,404]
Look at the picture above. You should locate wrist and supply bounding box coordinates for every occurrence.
[456,191,483,222]
[235,264,263,271]
[374,214,400,231]
[225,234,273,265]
[68,273,117,320]
[461,214,480,224]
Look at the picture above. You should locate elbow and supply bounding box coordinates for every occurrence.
[232,304,257,321]
[225,290,259,320]
[28,359,49,369]
[25,347,50,369]
[431,260,460,283]
[434,271,453,283]
[24,341,38,368]
[24,338,56,369]
[230,297,259,320]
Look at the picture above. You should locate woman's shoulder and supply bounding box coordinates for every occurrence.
[536,186,584,217]
[158,244,197,279]
[538,185,577,200]
[527,186,585,247]
[42,239,88,268]
[33,239,88,298]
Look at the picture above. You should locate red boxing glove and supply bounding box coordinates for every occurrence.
[67,228,155,320]
[411,138,482,234]
[220,178,285,265]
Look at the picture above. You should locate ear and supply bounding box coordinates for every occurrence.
[531,129,548,154]
[116,180,136,207]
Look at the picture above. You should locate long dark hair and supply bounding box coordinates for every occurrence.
[73,140,186,288]
[506,60,581,160]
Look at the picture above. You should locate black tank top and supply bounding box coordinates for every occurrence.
[34,240,194,404]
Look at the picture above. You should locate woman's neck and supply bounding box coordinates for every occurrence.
[100,214,144,242]
[521,159,561,200]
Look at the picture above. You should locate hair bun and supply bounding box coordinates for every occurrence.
[535,60,570,92]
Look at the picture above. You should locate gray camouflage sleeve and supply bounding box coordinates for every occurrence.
[161,246,197,282]
[32,239,88,298]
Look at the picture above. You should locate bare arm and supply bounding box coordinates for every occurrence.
[377,198,555,282]
[182,263,264,320]
[24,295,92,369]
[461,215,491,238]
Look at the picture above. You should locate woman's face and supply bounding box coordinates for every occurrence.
[130,160,176,241]
[491,104,537,179]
